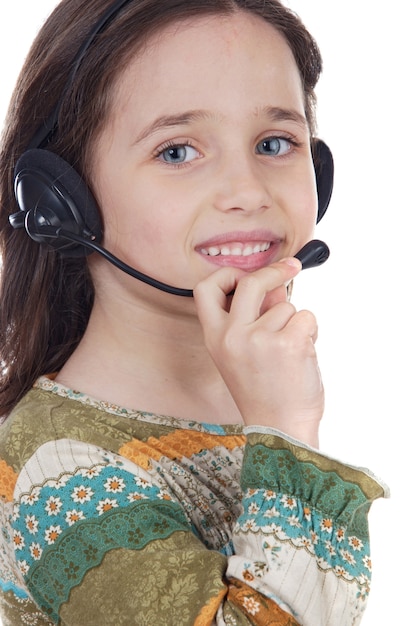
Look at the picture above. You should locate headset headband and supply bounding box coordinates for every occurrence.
[29,0,134,150]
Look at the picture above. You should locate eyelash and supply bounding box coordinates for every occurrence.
[154,134,301,168]
[154,140,200,168]
[256,135,301,157]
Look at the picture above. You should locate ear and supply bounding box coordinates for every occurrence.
[313,139,334,223]
[12,148,102,257]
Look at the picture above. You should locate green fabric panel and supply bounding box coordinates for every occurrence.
[59,531,227,626]
[245,432,386,500]
[26,500,193,623]
[0,388,175,471]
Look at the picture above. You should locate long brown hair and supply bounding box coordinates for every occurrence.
[0,0,322,416]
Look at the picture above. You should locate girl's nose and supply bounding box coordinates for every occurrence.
[212,153,273,215]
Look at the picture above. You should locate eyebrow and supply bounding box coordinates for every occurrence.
[259,106,308,129]
[133,110,212,144]
[133,106,308,145]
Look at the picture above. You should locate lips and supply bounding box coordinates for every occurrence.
[196,231,281,270]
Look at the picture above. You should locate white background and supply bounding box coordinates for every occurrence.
[1,1,412,624]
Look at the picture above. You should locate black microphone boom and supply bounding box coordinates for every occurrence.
[56,229,194,297]
[54,229,329,297]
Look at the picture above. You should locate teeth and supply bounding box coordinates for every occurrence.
[201,242,271,256]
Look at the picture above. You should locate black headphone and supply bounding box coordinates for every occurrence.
[9,0,334,296]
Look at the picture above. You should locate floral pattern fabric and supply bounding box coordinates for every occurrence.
[0,376,387,625]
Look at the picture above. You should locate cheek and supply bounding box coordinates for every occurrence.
[302,189,319,229]
[279,166,318,232]
[296,163,319,227]
[90,168,159,249]
[121,179,194,251]
[104,198,189,274]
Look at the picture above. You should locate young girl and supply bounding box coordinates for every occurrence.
[0,0,386,624]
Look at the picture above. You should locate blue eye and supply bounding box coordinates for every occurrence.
[158,144,199,164]
[256,137,291,156]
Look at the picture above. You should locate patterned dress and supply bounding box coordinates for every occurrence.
[0,376,387,625]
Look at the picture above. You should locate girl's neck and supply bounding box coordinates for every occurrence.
[55,296,243,425]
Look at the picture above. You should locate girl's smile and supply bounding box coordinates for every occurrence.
[196,230,282,270]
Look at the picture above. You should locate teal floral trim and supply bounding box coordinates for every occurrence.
[237,487,372,591]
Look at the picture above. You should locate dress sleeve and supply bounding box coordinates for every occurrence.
[9,431,386,626]
[225,427,388,625]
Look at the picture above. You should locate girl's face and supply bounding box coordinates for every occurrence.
[91,11,318,298]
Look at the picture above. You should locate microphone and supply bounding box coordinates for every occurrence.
[53,229,330,297]
[294,239,330,269]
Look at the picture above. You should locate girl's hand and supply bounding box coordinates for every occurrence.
[194,258,324,447]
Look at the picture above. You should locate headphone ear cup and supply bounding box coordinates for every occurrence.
[13,148,102,257]
[313,139,334,223]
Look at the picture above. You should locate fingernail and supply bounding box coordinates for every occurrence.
[281,257,302,269]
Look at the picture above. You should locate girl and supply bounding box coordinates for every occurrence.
[0,1,386,624]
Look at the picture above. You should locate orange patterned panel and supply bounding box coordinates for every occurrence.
[227,578,301,626]
[0,458,18,502]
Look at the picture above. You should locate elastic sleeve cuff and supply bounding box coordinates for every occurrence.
[242,425,388,533]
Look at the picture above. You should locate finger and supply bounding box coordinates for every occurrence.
[284,309,319,347]
[259,284,289,316]
[229,257,302,323]
[257,300,297,332]
[193,266,246,328]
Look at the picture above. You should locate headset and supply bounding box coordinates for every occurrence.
[9,0,334,297]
